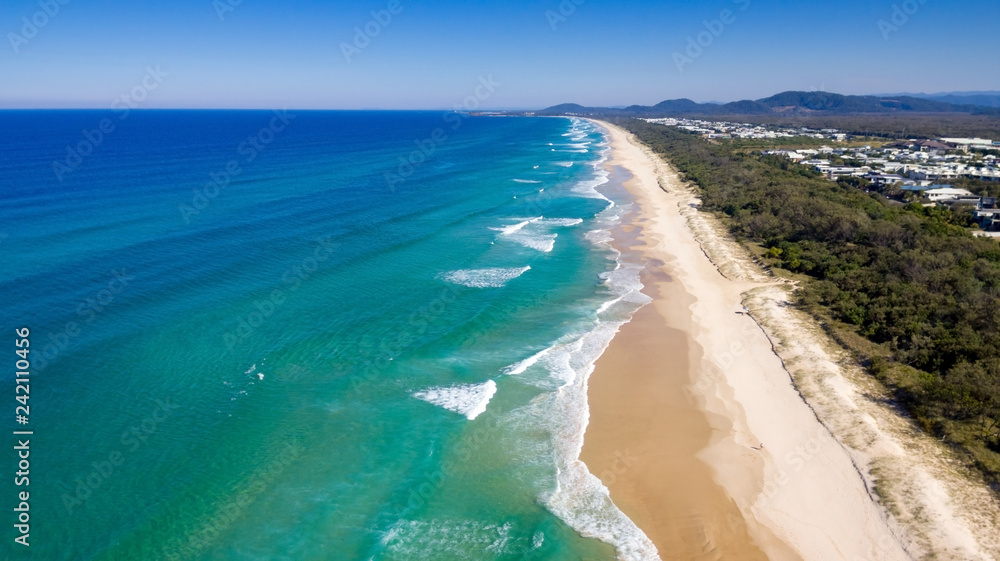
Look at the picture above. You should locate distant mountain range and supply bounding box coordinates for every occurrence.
[539,91,1000,116]
[878,91,1000,108]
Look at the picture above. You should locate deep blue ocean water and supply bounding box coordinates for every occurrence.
[0,111,656,560]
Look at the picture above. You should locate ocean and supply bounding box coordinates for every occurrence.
[0,110,656,560]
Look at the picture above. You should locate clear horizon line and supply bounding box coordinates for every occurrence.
[3,88,998,112]
[0,106,540,112]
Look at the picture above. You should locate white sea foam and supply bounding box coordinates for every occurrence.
[596,296,622,315]
[533,323,660,561]
[600,262,651,307]
[502,347,549,376]
[415,116,655,559]
[573,182,613,204]
[499,118,660,560]
[380,520,519,557]
[570,158,612,203]
[490,218,557,252]
[539,217,583,227]
[554,161,574,167]
[540,344,578,388]
[512,178,541,184]
[505,231,555,252]
[489,219,536,236]
[412,380,497,420]
[544,460,660,561]
[500,320,660,560]
[584,229,612,244]
[440,266,531,288]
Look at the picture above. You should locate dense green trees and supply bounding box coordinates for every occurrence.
[622,118,1000,487]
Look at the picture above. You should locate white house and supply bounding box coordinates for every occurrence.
[925,187,974,202]
[941,137,993,146]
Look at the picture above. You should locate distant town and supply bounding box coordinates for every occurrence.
[644,117,1000,233]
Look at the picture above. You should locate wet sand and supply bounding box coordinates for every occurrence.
[583,277,774,559]
[581,189,784,561]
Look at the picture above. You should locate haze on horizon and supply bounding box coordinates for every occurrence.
[1,0,997,110]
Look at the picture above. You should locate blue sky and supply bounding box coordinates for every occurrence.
[1,0,998,109]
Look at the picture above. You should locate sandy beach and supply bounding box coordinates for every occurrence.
[581,120,1000,561]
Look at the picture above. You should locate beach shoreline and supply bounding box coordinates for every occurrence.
[580,119,923,560]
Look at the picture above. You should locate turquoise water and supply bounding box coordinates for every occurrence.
[0,111,655,560]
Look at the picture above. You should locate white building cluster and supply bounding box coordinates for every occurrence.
[645,117,1000,230]
[642,118,848,140]
[764,137,1000,231]
[644,118,1000,185]
[763,138,1000,185]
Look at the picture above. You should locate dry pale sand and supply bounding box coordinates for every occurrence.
[580,119,1000,561]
